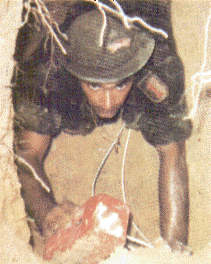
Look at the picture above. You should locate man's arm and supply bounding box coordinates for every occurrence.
[14,129,57,232]
[156,140,189,249]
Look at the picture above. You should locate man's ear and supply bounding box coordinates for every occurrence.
[137,71,169,103]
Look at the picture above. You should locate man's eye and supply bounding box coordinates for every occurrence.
[116,84,126,90]
[90,85,100,91]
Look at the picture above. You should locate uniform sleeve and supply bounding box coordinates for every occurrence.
[137,96,192,146]
[124,83,192,146]
[12,65,62,136]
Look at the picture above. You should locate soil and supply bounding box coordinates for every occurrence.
[2,0,211,263]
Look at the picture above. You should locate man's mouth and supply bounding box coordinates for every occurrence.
[93,107,119,119]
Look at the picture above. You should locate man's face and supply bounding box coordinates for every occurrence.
[80,77,134,119]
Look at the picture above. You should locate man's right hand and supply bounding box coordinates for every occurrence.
[43,201,80,240]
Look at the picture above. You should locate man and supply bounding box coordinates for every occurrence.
[13,0,192,252]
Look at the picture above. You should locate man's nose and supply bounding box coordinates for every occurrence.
[103,91,114,110]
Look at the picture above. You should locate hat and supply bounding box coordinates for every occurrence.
[58,9,155,83]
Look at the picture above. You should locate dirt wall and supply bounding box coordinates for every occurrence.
[0,0,44,263]
[1,0,211,263]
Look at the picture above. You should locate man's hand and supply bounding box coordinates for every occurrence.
[166,240,193,255]
[43,201,79,240]
[156,140,189,250]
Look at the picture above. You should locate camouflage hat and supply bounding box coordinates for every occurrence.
[58,9,155,83]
